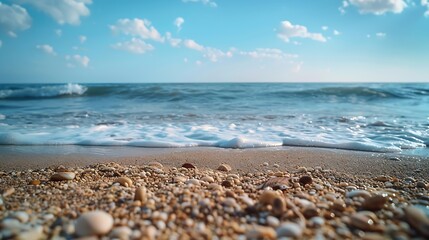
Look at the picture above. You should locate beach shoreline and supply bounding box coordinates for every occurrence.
[1,146,428,178]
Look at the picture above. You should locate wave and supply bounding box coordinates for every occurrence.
[0,83,87,99]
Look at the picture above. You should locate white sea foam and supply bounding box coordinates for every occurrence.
[0,83,87,99]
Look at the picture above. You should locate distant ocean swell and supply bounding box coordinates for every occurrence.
[0,83,428,155]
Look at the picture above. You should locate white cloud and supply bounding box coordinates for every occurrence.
[182,0,217,8]
[112,38,154,54]
[333,30,341,35]
[0,2,31,35]
[174,17,184,31]
[196,60,202,65]
[8,31,17,38]
[346,0,407,15]
[79,35,86,43]
[55,29,62,37]
[165,32,182,47]
[65,54,89,68]
[322,26,329,31]
[376,32,386,38]
[36,44,56,56]
[183,39,204,51]
[277,21,327,43]
[20,0,91,25]
[339,0,349,14]
[422,0,429,16]
[110,18,163,42]
[203,47,232,62]
[240,48,298,60]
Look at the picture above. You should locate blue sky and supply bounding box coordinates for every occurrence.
[0,0,428,83]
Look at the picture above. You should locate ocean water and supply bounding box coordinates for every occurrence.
[0,83,428,156]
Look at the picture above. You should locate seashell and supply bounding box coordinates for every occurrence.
[134,186,147,203]
[181,163,196,169]
[259,190,279,205]
[404,206,429,237]
[261,177,290,189]
[50,172,75,181]
[217,163,232,172]
[299,175,313,186]
[115,177,133,187]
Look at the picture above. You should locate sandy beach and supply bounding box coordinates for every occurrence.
[1,147,428,239]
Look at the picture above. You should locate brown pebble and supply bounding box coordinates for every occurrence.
[29,180,41,186]
[148,162,163,169]
[416,182,426,188]
[303,206,319,219]
[217,163,232,172]
[221,180,233,188]
[262,177,289,189]
[299,175,313,186]
[181,163,196,169]
[349,213,374,231]
[225,190,236,198]
[2,187,15,197]
[362,195,388,211]
[134,186,148,203]
[115,177,133,187]
[331,199,346,212]
[404,206,429,237]
[259,190,279,205]
[245,226,276,239]
[272,197,286,216]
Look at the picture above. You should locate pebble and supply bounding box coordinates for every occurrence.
[303,206,319,219]
[134,186,148,203]
[266,216,280,227]
[181,163,196,169]
[201,176,214,183]
[404,206,429,237]
[272,197,286,216]
[75,211,114,237]
[362,195,388,211]
[262,177,289,189]
[309,217,325,228]
[115,177,133,187]
[29,180,41,186]
[416,182,426,188]
[2,187,15,197]
[346,190,371,199]
[259,190,279,205]
[110,226,132,239]
[148,162,163,169]
[217,163,232,172]
[12,211,29,223]
[263,162,269,167]
[297,167,307,173]
[221,180,233,188]
[349,212,374,231]
[374,175,390,182]
[246,226,276,239]
[299,175,313,186]
[173,176,187,183]
[186,179,200,186]
[276,222,303,238]
[50,172,76,181]
[331,199,346,212]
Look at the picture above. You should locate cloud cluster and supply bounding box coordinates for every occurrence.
[110,18,163,42]
[19,0,92,25]
[423,0,429,17]
[277,21,326,43]
[182,0,217,8]
[79,35,86,43]
[112,38,154,54]
[0,2,31,36]
[174,17,184,31]
[36,44,56,55]
[66,54,90,68]
[182,39,232,62]
[239,48,298,60]
[342,0,407,15]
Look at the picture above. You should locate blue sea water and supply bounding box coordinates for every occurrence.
[0,83,428,156]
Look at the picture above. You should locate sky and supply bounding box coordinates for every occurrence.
[0,0,428,83]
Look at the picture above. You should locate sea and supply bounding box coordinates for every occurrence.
[0,83,428,156]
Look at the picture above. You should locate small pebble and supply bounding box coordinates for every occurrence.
[75,211,114,237]
[362,195,388,211]
[50,172,75,181]
[29,180,41,186]
[416,182,426,188]
[299,175,313,186]
[276,222,303,238]
[181,163,196,169]
[217,163,232,172]
[115,177,133,187]
[134,186,148,203]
